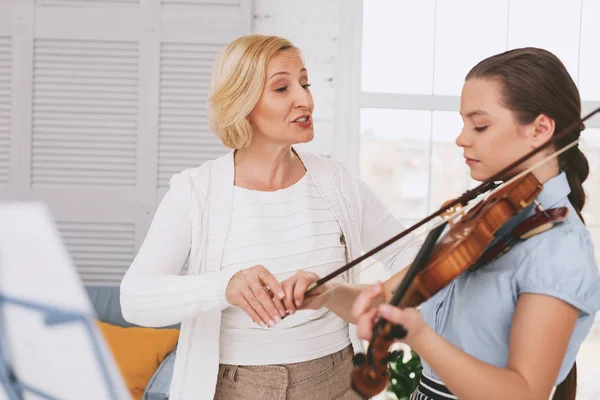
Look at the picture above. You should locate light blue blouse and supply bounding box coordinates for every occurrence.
[419,171,600,384]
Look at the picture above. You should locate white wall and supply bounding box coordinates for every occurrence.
[253,0,341,157]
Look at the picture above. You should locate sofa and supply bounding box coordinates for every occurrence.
[85,285,177,400]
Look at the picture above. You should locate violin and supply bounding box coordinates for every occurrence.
[351,172,562,397]
[304,106,600,399]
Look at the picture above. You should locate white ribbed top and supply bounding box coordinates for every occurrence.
[219,173,351,365]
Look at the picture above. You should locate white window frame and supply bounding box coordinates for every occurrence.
[333,0,600,173]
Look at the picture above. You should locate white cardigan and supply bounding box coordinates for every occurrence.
[120,150,422,400]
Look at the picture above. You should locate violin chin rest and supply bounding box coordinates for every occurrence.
[520,222,553,239]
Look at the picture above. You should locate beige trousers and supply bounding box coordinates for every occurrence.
[214,345,365,400]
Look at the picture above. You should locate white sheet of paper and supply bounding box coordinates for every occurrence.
[0,202,130,400]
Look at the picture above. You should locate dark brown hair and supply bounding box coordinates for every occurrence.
[466,47,589,224]
[466,47,586,400]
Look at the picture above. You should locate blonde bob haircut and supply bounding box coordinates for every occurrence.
[208,34,296,149]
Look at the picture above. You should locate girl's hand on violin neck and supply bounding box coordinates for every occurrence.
[375,304,427,345]
[351,281,385,329]
[353,281,427,346]
[225,265,287,328]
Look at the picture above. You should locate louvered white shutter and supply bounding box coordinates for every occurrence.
[0,35,10,189]
[1,0,251,286]
[157,42,228,190]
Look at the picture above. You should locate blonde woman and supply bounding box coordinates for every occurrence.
[120,34,421,400]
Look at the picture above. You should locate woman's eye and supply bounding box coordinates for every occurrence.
[302,83,311,89]
[275,86,287,93]
[474,126,488,132]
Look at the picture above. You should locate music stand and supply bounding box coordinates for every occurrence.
[0,202,130,400]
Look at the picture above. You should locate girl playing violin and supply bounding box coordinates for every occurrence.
[352,47,600,400]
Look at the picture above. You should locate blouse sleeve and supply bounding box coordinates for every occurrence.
[514,225,600,317]
[120,172,237,327]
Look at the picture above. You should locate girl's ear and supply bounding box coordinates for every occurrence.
[530,114,555,149]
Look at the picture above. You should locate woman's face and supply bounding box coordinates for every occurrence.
[457,78,541,181]
[247,48,315,147]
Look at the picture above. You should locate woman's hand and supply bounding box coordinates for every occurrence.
[281,271,334,313]
[352,281,427,346]
[225,265,287,327]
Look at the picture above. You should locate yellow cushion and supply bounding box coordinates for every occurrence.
[96,321,179,400]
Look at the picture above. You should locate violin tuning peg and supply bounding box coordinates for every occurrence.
[353,352,366,366]
[386,324,407,340]
[379,350,405,364]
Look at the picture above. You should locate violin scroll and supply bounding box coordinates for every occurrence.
[351,321,407,399]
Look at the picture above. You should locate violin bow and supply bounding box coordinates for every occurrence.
[307,106,600,293]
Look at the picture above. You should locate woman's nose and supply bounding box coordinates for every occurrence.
[293,85,313,109]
